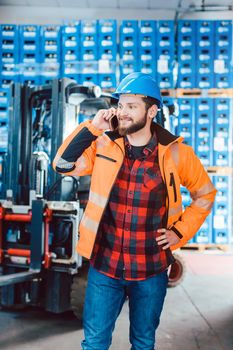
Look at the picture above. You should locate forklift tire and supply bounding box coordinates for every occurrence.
[168,253,186,288]
[70,263,89,320]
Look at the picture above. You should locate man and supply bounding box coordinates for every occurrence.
[53,72,217,350]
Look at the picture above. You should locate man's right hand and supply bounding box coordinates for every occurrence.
[92,108,117,130]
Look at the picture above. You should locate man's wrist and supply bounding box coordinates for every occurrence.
[88,121,104,136]
[170,226,183,239]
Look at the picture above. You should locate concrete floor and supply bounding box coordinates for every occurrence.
[0,251,233,350]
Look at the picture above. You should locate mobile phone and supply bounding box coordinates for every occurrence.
[109,114,119,131]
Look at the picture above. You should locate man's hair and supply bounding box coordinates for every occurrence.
[142,96,160,111]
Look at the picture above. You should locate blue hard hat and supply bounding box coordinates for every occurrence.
[112,72,163,108]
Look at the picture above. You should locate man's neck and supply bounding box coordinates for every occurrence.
[126,126,152,146]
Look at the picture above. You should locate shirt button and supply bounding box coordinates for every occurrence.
[125,228,129,231]
[127,209,131,213]
[129,190,133,195]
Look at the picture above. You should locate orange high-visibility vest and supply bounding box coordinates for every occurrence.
[53,120,217,259]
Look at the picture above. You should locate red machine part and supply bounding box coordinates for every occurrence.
[0,206,53,268]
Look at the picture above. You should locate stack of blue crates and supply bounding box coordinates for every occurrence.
[177,98,195,148]
[178,97,232,168]
[138,20,156,79]
[79,20,98,86]
[177,20,233,88]
[0,87,8,199]
[195,98,213,167]
[156,20,174,89]
[98,19,117,90]
[0,88,9,123]
[213,175,232,244]
[177,20,196,88]
[196,21,214,89]
[61,22,80,82]
[119,20,139,80]
[213,98,232,166]
[0,88,9,158]
[214,21,233,88]
[0,25,19,88]
[177,96,232,245]
[19,25,40,85]
[40,25,61,85]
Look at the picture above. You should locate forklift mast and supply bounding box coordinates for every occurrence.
[0,78,117,314]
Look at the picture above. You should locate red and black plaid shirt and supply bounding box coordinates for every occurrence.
[90,132,175,280]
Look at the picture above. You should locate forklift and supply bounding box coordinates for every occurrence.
[0,78,184,319]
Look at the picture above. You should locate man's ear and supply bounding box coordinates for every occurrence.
[148,105,158,119]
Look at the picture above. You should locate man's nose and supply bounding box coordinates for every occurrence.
[118,106,129,116]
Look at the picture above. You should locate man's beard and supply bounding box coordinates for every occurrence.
[118,112,147,136]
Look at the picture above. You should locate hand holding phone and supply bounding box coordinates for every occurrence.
[109,114,119,131]
[92,107,118,131]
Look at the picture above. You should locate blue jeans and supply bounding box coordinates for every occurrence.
[81,265,168,350]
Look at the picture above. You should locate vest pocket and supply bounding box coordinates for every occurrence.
[96,154,117,162]
[169,172,177,203]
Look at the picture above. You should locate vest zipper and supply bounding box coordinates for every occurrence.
[162,156,169,228]
[169,172,177,203]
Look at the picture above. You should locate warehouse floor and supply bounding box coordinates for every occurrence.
[0,250,233,350]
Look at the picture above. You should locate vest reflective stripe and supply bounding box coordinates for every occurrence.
[81,213,99,233]
[191,181,216,200]
[56,156,75,169]
[89,190,108,208]
[192,197,214,211]
[168,203,182,217]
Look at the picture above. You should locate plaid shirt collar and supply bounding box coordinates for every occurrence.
[124,131,158,157]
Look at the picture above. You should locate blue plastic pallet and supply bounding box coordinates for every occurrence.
[139,61,156,79]
[62,48,79,62]
[1,24,18,39]
[41,25,61,39]
[61,62,79,76]
[120,61,138,80]
[98,19,117,35]
[120,20,138,36]
[157,73,174,89]
[98,73,116,90]
[79,73,98,87]
[99,47,117,61]
[215,71,233,88]
[62,34,79,49]
[0,88,9,106]
[80,20,98,35]
[80,47,98,61]
[1,51,18,64]
[139,20,156,34]
[80,34,98,49]
[120,47,138,62]
[19,76,40,86]
[139,48,156,62]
